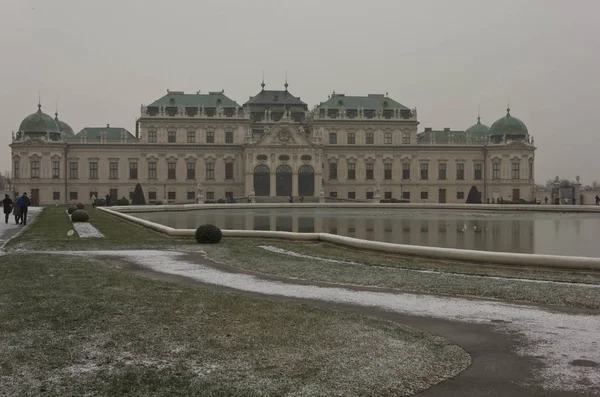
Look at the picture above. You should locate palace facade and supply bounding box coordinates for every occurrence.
[9,82,536,205]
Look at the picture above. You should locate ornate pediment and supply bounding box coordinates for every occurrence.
[252,123,314,147]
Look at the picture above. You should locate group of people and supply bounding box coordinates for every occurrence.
[2,193,31,225]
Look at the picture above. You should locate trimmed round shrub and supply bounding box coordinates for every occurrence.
[154,201,163,205]
[67,206,78,214]
[76,203,84,209]
[116,197,130,206]
[195,224,222,244]
[217,198,227,204]
[71,209,89,222]
[95,199,106,206]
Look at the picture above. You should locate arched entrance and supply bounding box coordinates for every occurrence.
[253,165,270,196]
[276,165,292,196]
[298,165,315,196]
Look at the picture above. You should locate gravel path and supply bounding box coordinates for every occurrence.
[66,249,600,395]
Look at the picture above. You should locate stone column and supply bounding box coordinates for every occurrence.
[270,172,276,196]
[292,172,298,196]
[574,175,582,205]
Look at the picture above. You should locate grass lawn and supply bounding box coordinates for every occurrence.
[5,206,195,251]
[0,253,469,397]
[202,239,600,309]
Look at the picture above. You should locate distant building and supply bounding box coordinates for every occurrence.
[9,82,535,205]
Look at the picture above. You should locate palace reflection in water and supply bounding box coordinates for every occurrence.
[132,208,600,257]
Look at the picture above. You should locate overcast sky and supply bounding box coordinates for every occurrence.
[1,0,598,184]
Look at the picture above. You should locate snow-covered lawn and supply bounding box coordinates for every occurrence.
[72,249,600,394]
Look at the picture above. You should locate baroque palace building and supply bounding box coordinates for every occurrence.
[9,81,536,205]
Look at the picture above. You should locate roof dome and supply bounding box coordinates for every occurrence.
[490,108,528,137]
[18,104,60,133]
[465,116,490,139]
[54,113,75,137]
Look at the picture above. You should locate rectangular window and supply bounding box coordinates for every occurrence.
[529,162,533,180]
[167,191,176,200]
[225,163,234,180]
[187,191,195,200]
[366,191,374,200]
[14,160,20,179]
[69,162,78,179]
[384,191,392,199]
[457,191,465,200]
[70,191,78,201]
[438,163,446,180]
[168,131,176,143]
[109,162,118,179]
[53,191,60,200]
[129,162,138,179]
[206,191,215,200]
[421,191,428,200]
[187,130,195,143]
[474,163,482,180]
[206,131,214,143]
[225,131,233,144]
[329,163,337,180]
[148,191,157,200]
[347,163,356,180]
[148,162,157,179]
[402,132,410,144]
[420,163,428,180]
[347,132,355,144]
[89,162,97,179]
[30,161,40,179]
[187,163,195,180]
[52,160,60,179]
[348,191,356,200]
[329,132,337,144]
[456,163,465,180]
[366,163,374,180]
[402,191,410,200]
[402,163,410,180]
[512,162,520,179]
[366,132,374,144]
[384,132,392,144]
[168,162,176,180]
[384,163,392,180]
[148,131,157,143]
[206,163,215,179]
[493,163,500,179]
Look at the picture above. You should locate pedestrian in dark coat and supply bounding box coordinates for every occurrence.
[12,204,22,225]
[2,194,12,224]
[19,192,31,225]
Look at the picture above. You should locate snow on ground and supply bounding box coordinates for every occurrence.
[69,249,600,394]
[0,207,42,248]
[260,245,600,288]
[72,223,104,238]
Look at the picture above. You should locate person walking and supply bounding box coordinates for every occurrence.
[105,194,111,207]
[91,194,97,208]
[2,194,13,224]
[12,203,22,224]
[19,192,31,225]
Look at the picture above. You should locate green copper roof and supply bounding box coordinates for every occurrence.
[418,129,466,144]
[490,109,528,137]
[245,89,307,107]
[317,93,409,110]
[19,104,60,133]
[75,126,136,140]
[465,117,490,139]
[54,114,75,137]
[147,91,241,108]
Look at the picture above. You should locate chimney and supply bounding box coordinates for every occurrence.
[424,127,432,132]
[444,127,450,131]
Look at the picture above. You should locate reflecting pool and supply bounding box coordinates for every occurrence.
[131,208,600,257]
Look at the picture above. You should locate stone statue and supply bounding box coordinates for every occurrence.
[200,105,205,116]
[531,136,535,145]
[576,175,581,183]
[502,134,507,143]
[374,181,381,196]
[298,126,305,135]
[178,105,184,115]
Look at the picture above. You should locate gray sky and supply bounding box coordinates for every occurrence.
[2,0,598,184]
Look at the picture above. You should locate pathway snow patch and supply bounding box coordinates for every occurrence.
[72,250,600,394]
[72,223,104,238]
